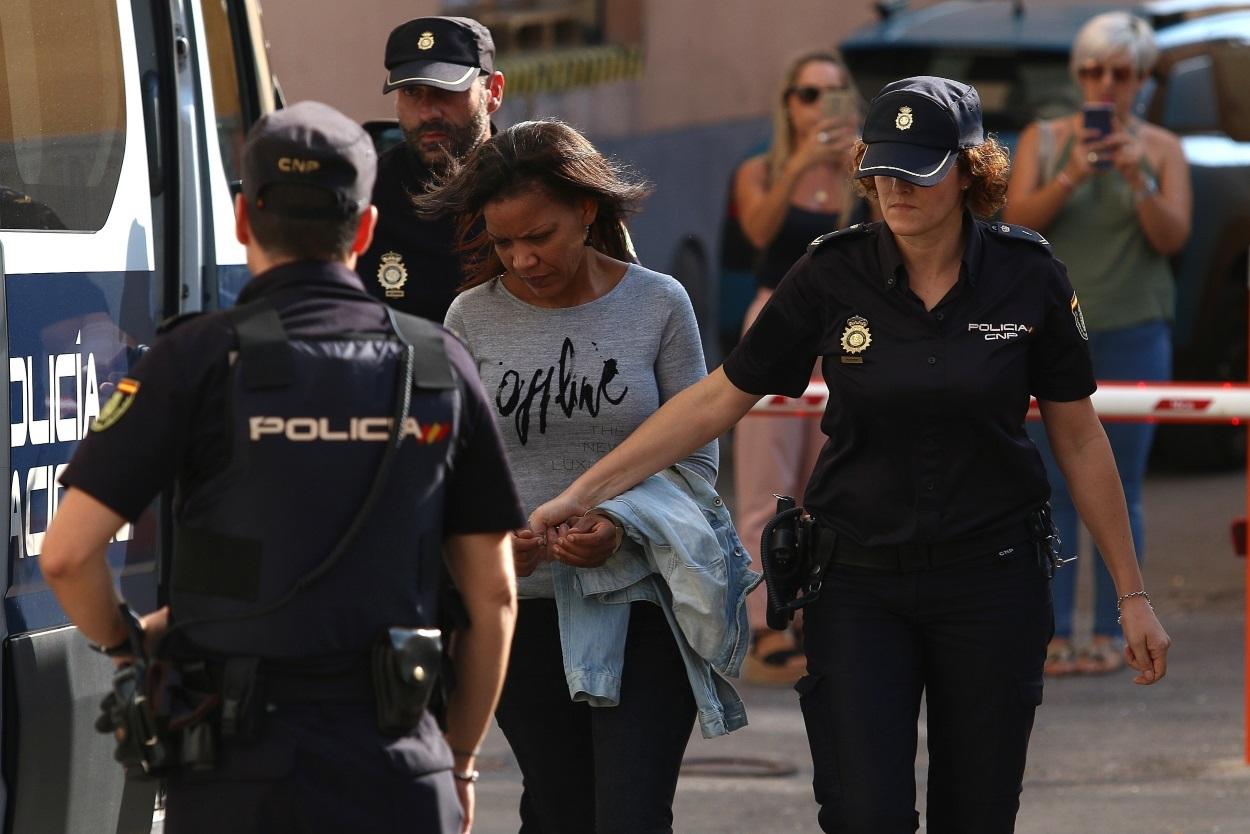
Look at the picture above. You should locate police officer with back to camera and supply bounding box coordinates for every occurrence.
[42,101,522,834]
[529,77,1172,832]
[357,16,505,322]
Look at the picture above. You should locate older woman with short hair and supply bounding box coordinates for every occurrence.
[1003,11,1191,677]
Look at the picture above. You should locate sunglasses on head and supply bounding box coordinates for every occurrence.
[786,85,846,104]
[1076,63,1137,83]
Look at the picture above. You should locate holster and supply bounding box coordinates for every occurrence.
[371,627,442,737]
[98,656,223,779]
[759,495,826,630]
[1028,501,1068,579]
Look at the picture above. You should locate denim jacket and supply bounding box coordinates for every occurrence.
[550,464,762,738]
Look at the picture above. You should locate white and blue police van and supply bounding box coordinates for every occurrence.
[0,1,277,830]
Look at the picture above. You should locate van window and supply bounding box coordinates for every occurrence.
[200,0,246,183]
[0,0,126,231]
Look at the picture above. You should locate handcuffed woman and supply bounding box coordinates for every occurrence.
[530,77,1172,833]
[423,119,755,834]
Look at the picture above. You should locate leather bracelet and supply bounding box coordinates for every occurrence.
[1116,590,1152,624]
[452,768,480,783]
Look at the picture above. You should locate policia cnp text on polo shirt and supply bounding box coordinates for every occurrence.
[42,101,522,834]
[529,76,1171,834]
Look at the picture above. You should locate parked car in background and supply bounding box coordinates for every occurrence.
[841,0,1250,467]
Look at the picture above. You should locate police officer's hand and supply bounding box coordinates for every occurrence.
[511,529,548,577]
[1120,598,1171,685]
[550,513,619,569]
[454,776,474,834]
[529,495,591,550]
[138,606,168,659]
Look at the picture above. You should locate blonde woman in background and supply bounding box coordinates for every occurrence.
[731,50,872,682]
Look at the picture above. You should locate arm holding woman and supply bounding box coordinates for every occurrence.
[537,367,759,541]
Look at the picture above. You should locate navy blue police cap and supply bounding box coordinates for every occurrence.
[241,101,377,219]
[855,76,984,187]
[383,17,495,94]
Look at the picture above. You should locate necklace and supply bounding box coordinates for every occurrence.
[814,189,829,204]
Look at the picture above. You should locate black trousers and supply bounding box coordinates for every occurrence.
[798,540,1053,834]
[494,599,697,834]
[164,705,461,834]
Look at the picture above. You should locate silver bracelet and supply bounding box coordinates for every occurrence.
[1116,590,1152,624]
[452,768,480,783]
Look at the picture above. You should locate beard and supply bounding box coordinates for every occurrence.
[403,98,489,174]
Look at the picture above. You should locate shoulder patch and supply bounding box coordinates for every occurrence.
[156,311,207,335]
[807,222,877,254]
[984,221,1050,250]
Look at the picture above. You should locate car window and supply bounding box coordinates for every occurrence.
[845,48,1079,140]
[0,0,127,231]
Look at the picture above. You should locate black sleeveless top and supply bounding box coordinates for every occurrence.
[756,205,841,289]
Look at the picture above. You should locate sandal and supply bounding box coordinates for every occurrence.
[1044,638,1077,677]
[744,629,806,685]
[1075,636,1125,675]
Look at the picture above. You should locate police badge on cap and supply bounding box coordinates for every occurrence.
[383,17,495,94]
[856,76,984,187]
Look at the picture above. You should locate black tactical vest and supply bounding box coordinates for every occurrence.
[167,301,458,660]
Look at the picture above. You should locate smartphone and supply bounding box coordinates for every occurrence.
[820,89,855,120]
[1082,104,1114,168]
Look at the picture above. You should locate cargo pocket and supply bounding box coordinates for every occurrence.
[383,712,454,777]
[1017,679,1044,709]
[795,673,842,804]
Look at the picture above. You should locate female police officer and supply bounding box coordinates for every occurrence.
[530,77,1172,833]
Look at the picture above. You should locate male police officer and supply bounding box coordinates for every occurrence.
[357,16,505,322]
[42,101,522,834]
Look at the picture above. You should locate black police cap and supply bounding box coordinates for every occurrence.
[241,101,377,219]
[855,76,984,187]
[383,17,495,94]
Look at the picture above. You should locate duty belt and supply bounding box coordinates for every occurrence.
[814,517,1036,573]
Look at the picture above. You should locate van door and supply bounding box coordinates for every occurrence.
[0,0,275,827]
[0,0,167,830]
[193,0,277,310]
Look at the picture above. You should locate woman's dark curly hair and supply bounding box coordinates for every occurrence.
[851,136,1011,217]
[412,119,651,290]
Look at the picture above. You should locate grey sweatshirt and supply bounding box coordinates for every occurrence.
[444,263,719,597]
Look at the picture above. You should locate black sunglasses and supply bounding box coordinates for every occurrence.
[1076,63,1137,83]
[786,85,846,104]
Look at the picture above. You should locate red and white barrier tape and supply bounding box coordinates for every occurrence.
[748,381,1250,424]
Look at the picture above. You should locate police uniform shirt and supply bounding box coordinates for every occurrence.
[723,216,1096,546]
[355,145,468,323]
[60,260,525,536]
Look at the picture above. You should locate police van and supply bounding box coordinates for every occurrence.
[0,0,277,830]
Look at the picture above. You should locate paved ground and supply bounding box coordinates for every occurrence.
[471,454,1250,833]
